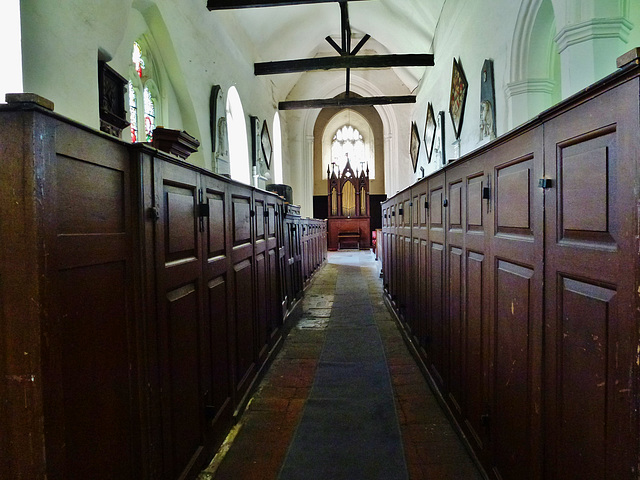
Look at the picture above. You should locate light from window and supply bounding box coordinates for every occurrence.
[128,81,138,142]
[132,42,144,78]
[331,125,366,175]
[273,112,283,184]
[226,86,250,184]
[143,86,155,142]
[0,0,23,100]
[129,40,159,144]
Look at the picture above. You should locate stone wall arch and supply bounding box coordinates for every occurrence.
[291,74,400,216]
[506,0,561,127]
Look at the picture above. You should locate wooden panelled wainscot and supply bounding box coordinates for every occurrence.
[0,97,326,480]
[381,54,640,479]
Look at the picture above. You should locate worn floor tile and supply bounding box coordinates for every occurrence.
[201,252,483,480]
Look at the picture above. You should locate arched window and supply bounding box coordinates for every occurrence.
[0,0,23,100]
[273,111,283,184]
[331,125,365,174]
[143,82,157,141]
[128,40,159,142]
[322,109,375,180]
[226,86,250,184]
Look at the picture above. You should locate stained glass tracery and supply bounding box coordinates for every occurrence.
[129,40,158,143]
[143,86,155,142]
[132,42,145,78]
[128,81,138,142]
[331,125,365,173]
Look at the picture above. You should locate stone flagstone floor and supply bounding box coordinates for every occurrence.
[200,251,484,480]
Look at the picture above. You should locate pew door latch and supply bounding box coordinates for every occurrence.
[148,205,160,222]
[483,174,491,213]
[197,189,210,232]
[538,178,553,189]
[481,413,490,428]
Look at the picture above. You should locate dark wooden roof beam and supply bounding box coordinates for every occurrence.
[207,0,367,10]
[325,35,344,55]
[255,53,434,75]
[340,1,351,53]
[278,95,416,110]
[350,34,370,56]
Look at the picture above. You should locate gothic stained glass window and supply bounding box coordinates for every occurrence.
[132,42,144,78]
[143,86,155,141]
[331,125,365,173]
[129,40,160,144]
[128,81,138,142]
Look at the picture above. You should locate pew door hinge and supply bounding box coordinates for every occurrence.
[197,189,210,232]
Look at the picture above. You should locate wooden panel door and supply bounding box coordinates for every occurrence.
[253,192,269,362]
[445,165,465,416]
[47,123,139,480]
[152,159,208,479]
[398,192,412,324]
[389,203,398,305]
[543,80,639,480]
[383,204,393,298]
[265,194,283,339]
[461,161,491,457]
[411,179,429,350]
[276,204,288,319]
[200,174,233,444]
[230,185,256,401]
[427,171,447,388]
[487,128,543,480]
[381,203,391,295]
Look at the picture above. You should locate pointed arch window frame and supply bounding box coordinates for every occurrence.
[128,39,161,143]
[331,124,366,175]
[323,113,375,180]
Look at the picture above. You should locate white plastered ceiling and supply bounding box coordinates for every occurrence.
[219,0,445,102]
[211,0,444,212]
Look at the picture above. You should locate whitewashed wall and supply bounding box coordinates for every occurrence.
[410,0,639,186]
[12,0,640,210]
[18,0,280,173]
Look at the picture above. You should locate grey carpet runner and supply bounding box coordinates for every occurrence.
[278,263,409,480]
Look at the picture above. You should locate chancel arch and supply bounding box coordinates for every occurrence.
[293,72,400,218]
[312,98,385,200]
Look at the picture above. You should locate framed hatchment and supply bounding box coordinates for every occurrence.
[210,85,229,175]
[438,110,446,165]
[449,58,468,140]
[480,59,496,141]
[410,121,420,173]
[250,115,261,166]
[260,120,272,169]
[423,102,436,163]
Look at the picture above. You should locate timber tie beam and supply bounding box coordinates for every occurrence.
[207,0,367,9]
[278,95,417,110]
[208,0,433,109]
[254,54,434,75]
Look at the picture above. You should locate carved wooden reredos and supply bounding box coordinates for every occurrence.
[327,155,370,218]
